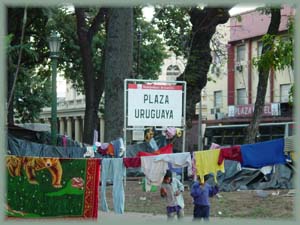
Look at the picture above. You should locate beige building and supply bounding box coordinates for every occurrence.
[158,50,185,81]
[226,6,294,122]
[39,77,105,143]
[201,21,230,121]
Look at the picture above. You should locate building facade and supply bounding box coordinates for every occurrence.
[39,51,186,143]
[201,21,230,121]
[40,6,294,146]
[39,79,105,144]
[224,6,294,124]
[197,6,295,149]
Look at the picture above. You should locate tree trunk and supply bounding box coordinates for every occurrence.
[7,8,23,125]
[177,7,230,127]
[7,74,15,125]
[75,8,106,144]
[246,9,281,144]
[104,8,133,142]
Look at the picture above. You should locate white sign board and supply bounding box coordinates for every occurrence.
[127,83,183,126]
[132,126,145,141]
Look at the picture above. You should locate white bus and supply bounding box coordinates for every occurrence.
[202,122,294,149]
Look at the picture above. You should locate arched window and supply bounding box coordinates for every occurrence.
[166,65,181,77]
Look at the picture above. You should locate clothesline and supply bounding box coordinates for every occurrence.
[193,137,291,183]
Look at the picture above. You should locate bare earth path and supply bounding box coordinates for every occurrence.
[99,178,294,221]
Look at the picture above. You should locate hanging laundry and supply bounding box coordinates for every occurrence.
[240,138,286,168]
[163,127,177,139]
[191,152,197,181]
[218,146,243,165]
[154,152,192,176]
[101,143,110,150]
[62,135,67,148]
[6,156,100,218]
[210,142,220,150]
[167,162,182,176]
[97,143,110,156]
[136,143,173,157]
[194,149,225,183]
[141,177,158,192]
[123,157,141,168]
[111,137,125,158]
[148,137,159,151]
[84,146,95,158]
[101,158,125,214]
[141,155,168,191]
[93,130,98,145]
[106,143,115,157]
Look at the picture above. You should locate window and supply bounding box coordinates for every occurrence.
[214,91,222,108]
[236,44,245,62]
[257,41,263,56]
[166,65,180,76]
[237,88,246,105]
[211,51,221,74]
[280,84,291,102]
[203,122,293,148]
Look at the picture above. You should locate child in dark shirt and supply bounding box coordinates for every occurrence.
[190,174,219,221]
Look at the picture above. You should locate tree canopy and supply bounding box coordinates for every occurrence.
[7,7,167,124]
[7,8,52,124]
[153,6,231,126]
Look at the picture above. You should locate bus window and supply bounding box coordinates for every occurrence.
[202,122,294,148]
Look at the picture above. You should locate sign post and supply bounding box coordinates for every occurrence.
[127,83,183,127]
[124,79,187,182]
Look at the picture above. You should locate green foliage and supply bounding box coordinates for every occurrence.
[257,5,281,15]
[153,6,191,57]
[207,75,216,83]
[51,7,167,89]
[134,9,168,79]
[236,15,242,22]
[253,32,294,72]
[252,34,276,72]
[49,7,88,93]
[288,84,294,106]
[14,72,51,123]
[5,34,13,48]
[252,15,294,104]
[7,8,53,123]
[8,7,167,123]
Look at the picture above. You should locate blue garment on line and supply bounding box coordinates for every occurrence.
[148,138,159,151]
[168,162,182,175]
[111,137,124,158]
[101,158,125,214]
[241,138,286,168]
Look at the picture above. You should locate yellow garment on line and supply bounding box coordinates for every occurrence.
[194,149,225,183]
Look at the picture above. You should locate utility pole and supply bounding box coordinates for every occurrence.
[48,31,61,146]
[198,90,203,150]
[137,27,142,79]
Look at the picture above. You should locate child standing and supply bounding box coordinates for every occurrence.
[190,174,219,221]
[160,170,184,220]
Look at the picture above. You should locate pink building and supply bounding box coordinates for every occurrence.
[226,5,294,121]
[187,6,295,150]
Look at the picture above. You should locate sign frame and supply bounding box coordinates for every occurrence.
[124,79,187,155]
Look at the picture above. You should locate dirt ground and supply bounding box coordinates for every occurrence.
[100,177,295,220]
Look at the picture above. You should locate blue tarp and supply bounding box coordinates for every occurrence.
[241,138,286,168]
